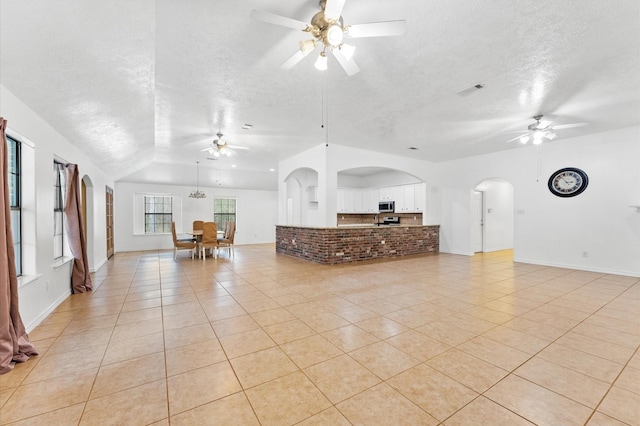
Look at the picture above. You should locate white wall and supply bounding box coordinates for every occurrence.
[1,84,113,331]
[114,181,277,252]
[436,126,640,276]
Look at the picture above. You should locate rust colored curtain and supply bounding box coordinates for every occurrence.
[63,164,92,293]
[0,117,37,374]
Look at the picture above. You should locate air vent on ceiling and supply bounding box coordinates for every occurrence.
[456,83,485,97]
[408,147,419,150]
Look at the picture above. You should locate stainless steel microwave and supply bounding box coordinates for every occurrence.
[379,201,395,212]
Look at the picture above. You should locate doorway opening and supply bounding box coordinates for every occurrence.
[473,178,514,254]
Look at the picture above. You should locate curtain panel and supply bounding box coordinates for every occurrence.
[63,164,92,293]
[0,117,37,374]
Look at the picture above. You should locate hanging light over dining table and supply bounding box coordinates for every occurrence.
[189,161,206,199]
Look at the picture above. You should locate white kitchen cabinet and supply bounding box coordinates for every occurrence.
[392,186,406,211]
[379,187,393,201]
[414,183,426,212]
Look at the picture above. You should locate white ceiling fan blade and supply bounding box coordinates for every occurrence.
[552,122,589,130]
[228,145,249,150]
[504,133,529,144]
[324,0,346,22]
[281,50,308,70]
[250,9,309,31]
[332,49,360,76]
[346,20,406,38]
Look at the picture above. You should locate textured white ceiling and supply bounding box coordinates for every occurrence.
[1,0,639,190]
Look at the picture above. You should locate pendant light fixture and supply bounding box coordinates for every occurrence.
[188,161,206,199]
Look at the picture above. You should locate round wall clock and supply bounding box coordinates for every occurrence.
[548,167,589,197]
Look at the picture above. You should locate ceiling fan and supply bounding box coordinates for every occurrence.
[251,0,406,76]
[200,132,249,157]
[505,115,589,145]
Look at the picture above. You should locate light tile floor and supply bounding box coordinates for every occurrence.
[1,246,639,425]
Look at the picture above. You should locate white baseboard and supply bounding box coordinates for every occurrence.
[513,257,640,278]
[25,289,71,333]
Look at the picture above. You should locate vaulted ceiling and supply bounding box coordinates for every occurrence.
[1,0,639,190]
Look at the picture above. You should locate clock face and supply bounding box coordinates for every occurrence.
[548,167,589,197]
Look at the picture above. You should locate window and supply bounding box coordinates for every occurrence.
[7,135,21,276]
[214,197,236,232]
[53,162,65,260]
[144,195,172,233]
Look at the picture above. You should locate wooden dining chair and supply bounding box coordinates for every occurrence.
[217,222,236,257]
[171,221,196,259]
[199,222,218,261]
[191,220,204,242]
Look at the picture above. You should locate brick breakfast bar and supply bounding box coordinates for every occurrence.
[275,225,439,265]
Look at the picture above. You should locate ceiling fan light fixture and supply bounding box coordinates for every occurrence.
[519,135,530,144]
[325,24,344,47]
[546,131,557,140]
[315,51,328,70]
[340,43,355,60]
[532,131,544,145]
[299,38,317,54]
[213,150,220,158]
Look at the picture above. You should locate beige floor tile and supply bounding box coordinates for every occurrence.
[427,349,508,393]
[23,345,106,384]
[503,317,568,341]
[45,327,113,356]
[116,306,162,325]
[537,343,624,383]
[263,319,315,345]
[555,332,635,364]
[349,341,420,380]
[388,363,478,421]
[385,329,451,362]
[485,374,593,426]
[162,309,209,331]
[333,305,378,323]
[163,322,216,350]
[167,361,241,415]
[598,386,640,425]
[170,392,259,425]
[245,371,332,425]
[238,297,281,314]
[219,328,276,359]
[300,311,351,333]
[102,331,164,366]
[515,357,610,408]
[303,354,381,403]
[480,325,551,354]
[202,302,248,321]
[90,351,166,399]
[457,336,532,371]
[161,301,203,318]
[165,339,227,377]
[355,316,409,339]
[321,324,380,352]
[280,334,343,369]
[210,314,260,337]
[416,321,477,346]
[587,412,629,425]
[444,396,535,426]
[250,307,296,327]
[6,403,85,426]
[110,318,164,341]
[0,369,96,424]
[0,357,39,391]
[614,366,640,394]
[296,407,351,425]
[572,322,640,349]
[230,347,299,389]
[336,383,439,426]
[81,379,167,425]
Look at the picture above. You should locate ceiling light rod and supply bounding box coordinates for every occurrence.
[189,161,206,199]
